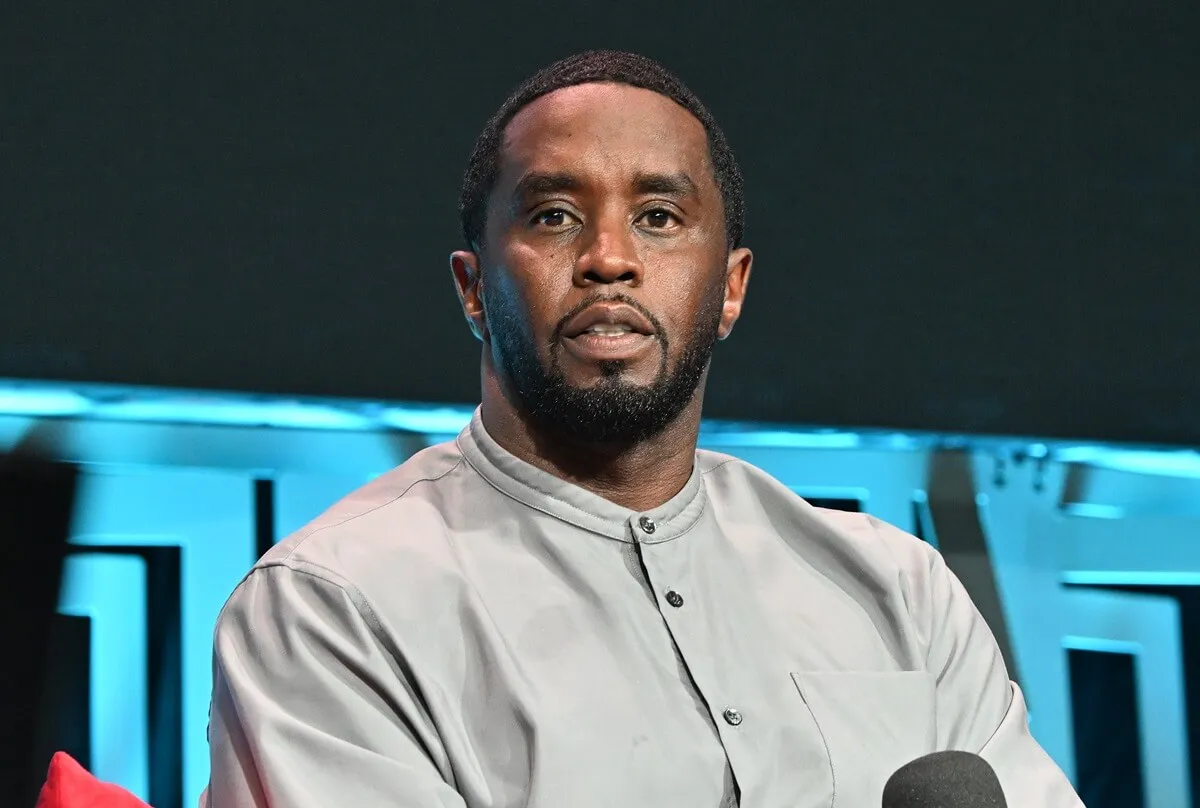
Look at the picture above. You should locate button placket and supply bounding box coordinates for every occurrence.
[637,527,754,795]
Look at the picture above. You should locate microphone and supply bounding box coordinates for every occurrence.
[882,750,1007,807]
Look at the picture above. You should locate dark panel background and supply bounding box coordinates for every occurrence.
[3,3,1198,444]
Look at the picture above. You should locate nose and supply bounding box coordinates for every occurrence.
[573,217,643,288]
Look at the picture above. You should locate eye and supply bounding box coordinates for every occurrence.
[639,208,680,229]
[532,208,576,229]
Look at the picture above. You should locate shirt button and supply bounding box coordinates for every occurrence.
[722,707,743,727]
[638,516,657,534]
[665,590,684,608]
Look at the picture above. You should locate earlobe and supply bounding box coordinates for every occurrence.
[450,251,488,342]
[717,316,735,341]
[717,306,740,340]
[718,247,753,341]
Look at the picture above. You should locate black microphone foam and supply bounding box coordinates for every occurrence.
[882,750,1007,808]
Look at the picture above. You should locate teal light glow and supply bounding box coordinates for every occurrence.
[1062,503,1127,519]
[700,429,863,449]
[378,404,475,434]
[96,397,377,430]
[1056,446,1200,479]
[1,380,1197,474]
[0,385,91,416]
[1063,571,1200,586]
[1062,635,1142,655]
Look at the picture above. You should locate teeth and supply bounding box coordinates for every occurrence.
[585,324,633,335]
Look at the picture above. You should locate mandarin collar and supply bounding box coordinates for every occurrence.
[456,409,707,544]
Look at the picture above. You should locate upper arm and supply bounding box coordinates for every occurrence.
[920,546,1013,749]
[871,518,1085,806]
[207,563,466,808]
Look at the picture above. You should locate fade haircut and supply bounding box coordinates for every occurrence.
[458,50,745,253]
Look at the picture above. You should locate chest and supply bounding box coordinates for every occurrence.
[420,529,936,808]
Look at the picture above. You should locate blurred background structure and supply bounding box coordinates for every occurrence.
[2,3,1199,807]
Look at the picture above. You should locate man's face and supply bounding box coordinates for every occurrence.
[454,83,751,445]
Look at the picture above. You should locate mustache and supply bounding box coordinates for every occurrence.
[550,293,667,344]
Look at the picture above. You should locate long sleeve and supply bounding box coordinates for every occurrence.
[909,523,1086,807]
[206,561,466,808]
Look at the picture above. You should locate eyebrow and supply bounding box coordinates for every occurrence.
[510,172,583,206]
[632,171,699,199]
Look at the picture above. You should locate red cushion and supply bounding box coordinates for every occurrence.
[36,752,151,808]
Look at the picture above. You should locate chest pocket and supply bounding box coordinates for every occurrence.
[791,671,936,807]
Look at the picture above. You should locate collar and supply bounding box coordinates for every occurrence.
[456,408,707,544]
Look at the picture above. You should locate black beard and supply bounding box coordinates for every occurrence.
[487,287,724,446]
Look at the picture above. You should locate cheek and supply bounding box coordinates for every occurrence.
[487,253,572,341]
[659,275,725,334]
[511,244,574,302]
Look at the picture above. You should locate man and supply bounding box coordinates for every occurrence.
[207,51,1084,807]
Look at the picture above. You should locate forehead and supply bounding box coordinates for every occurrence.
[497,83,713,189]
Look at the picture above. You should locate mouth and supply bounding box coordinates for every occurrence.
[562,329,655,364]
[560,302,658,364]
[575,322,642,337]
[561,302,656,339]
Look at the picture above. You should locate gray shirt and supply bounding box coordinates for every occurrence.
[207,410,1084,807]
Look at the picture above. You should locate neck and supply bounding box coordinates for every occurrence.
[478,369,704,513]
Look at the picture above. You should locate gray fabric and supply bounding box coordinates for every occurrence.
[206,410,1084,807]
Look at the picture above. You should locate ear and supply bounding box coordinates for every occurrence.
[450,250,488,342]
[716,247,753,340]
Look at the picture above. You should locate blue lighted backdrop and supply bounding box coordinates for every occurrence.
[4,381,1200,808]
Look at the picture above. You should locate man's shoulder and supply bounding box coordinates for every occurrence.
[256,437,476,583]
[695,447,937,577]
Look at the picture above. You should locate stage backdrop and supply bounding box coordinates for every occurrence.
[4,3,1199,445]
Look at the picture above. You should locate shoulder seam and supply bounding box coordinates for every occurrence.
[247,559,397,653]
[280,456,466,563]
[699,456,740,476]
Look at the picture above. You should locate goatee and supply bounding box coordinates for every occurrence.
[488,287,724,446]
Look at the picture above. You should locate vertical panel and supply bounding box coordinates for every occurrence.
[978,454,1197,807]
[1069,648,1143,808]
[1063,589,1190,808]
[974,457,1078,779]
[69,467,256,807]
[58,554,149,800]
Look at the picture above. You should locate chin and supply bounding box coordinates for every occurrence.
[566,368,658,391]
[595,359,629,377]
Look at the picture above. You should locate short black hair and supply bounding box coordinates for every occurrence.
[458,50,745,252]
